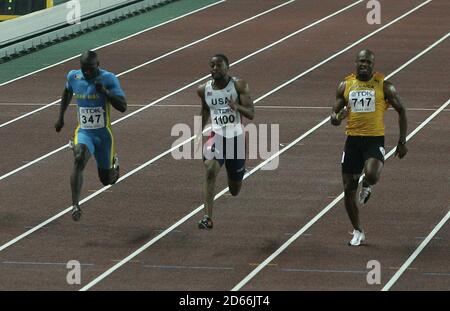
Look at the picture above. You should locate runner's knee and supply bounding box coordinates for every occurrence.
[73,146,88,169]
[343,177,358,193]
[205,163,219,181]
[365,171,380,185]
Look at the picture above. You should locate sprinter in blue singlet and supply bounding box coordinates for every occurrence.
[55,51,127,221]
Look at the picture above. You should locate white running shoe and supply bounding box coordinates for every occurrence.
[68,139,74,149]
[113,154,119,170]
[359,186,372,205]
[349,229,365,246]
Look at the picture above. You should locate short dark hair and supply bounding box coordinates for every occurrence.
[356,49,375,60]
[81,50,98,63]
[212,53,229,67]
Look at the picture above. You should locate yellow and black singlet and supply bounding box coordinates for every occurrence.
[344,72,389,136]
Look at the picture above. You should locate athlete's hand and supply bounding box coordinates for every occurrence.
[55,118,64,132]
[331,107,347,126]
[394,142,408,159]
[336,106,348,120]
[95,81,109,96]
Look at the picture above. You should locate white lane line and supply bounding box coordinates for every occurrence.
[422,272,450,276]
[281,268,367,274]
[0,0,364,181]
[382,207,450,291]
[0,0,434,287]
[0,145,69,182]
[0,0,227,88]
[0,0,364,252]
[0,3,440,264]
[2,102,448,112]
[143,265,234,270]
[254,0,435,103]
[0,0,295,129]
[2,261,94,266]
[81,23,444,291]
[232,98,450,291]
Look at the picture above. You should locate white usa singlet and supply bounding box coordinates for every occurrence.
[205,78,243,138]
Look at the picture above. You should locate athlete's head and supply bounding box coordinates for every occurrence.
[80,51,100,80]
[355,49,375,81]
[210,54,229,81]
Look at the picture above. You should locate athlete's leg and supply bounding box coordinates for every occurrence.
[343,173,362,231]
[360,137,385,204]
[96,127,119,185]
[98,167,119,186]
[226,134,246,196]
[225,159,245,196]
[362,158,383,186]
[71,143,91,206]
[203,159,221,219]
[341,136,364,231]
[228,180,242,196]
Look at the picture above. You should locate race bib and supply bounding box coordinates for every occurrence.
[79,107,105,129]
[212,107,237,127]
[349,90,376,113]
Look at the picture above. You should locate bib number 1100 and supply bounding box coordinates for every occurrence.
[214,115,235,125]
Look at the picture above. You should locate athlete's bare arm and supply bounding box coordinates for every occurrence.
[194,83,211,152]
[55,87,73,132]
[229,78,254,120]
[384,80,408,158]
[197,83,211,131]
[331,81,347,126]
[95,81,127,113]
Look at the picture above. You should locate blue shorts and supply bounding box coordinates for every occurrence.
[74,126,115,170]
[203,132,246,182]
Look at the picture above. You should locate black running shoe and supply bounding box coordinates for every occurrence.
[72,205,82,221]
[198,216,213,230]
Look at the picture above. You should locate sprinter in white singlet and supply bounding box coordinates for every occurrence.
[195,54,255,230]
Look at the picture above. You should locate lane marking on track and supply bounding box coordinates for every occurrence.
[422,272,450,276]
[0,1,369,255]
[0,0,295,128]
[281,268,367,274]
[382,205,450,291]
[143,265,234,270]
[82,7,446,291]
[1,261,94,266]
[0,0,227,88]
[0,0,441,291]
[0,102,448,112]
[0,0,365,181]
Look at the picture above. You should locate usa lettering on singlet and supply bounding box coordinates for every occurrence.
[204,78,242,138]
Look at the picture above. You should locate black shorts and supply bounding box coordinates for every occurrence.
[203,132,246,182]
[341,136,385,175]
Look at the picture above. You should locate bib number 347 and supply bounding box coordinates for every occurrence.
[79,107,105,129]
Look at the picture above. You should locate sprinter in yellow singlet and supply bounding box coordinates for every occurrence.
[331,49,408,246]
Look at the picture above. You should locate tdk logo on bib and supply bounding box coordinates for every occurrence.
[79,107,105,129]
[349,89,376,113]
[80,107,102,114]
